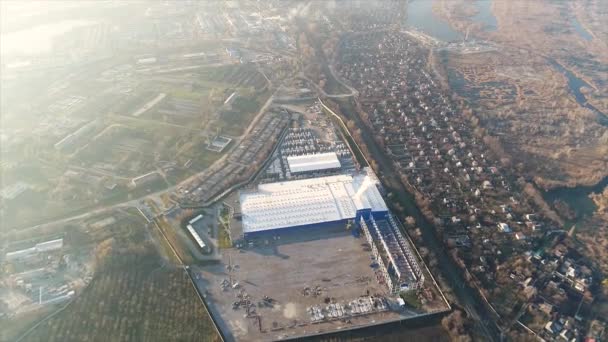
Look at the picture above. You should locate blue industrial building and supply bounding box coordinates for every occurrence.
[240,172,388,240]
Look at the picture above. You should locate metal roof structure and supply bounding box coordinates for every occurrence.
[240,174,388,234]
[187,224,206,249]
[287,152,341,173]
[360,215,424,293]
[189,214,204,224]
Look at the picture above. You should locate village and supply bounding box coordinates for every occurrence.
[332,27,604,340]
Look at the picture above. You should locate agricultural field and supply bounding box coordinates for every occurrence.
[109,64,270,134]
[195,64,268,89]
[214,91,271,137]
[74,124,172,177]
[21,252,219,342]
[12,214,220,342]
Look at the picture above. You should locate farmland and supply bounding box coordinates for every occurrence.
[195,64,268,89]
[16,221,220,342]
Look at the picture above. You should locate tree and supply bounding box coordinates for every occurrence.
[405,216,416,226]
[346,119,356,131]
[441,310,472,341]
[370,160,379,172]
[94,238,115,270]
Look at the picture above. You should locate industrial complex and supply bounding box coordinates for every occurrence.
[239,170,387,238]
[191,102,449,342]
[240,167,424,293]
[3,1,607,340]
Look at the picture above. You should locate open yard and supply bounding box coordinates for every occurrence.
[193,224,422,342]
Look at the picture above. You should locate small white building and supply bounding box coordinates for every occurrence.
[498,222,511,232]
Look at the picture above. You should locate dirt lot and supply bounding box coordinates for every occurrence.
[193,224,418,342]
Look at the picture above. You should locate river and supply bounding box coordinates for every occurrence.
[405,0,463,42]
[549,60,608,126]
[571,16,593,42]
[536,62,607,227]
[406,0,497,42]
[471,0,497,32]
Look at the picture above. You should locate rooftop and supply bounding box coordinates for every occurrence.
[287,152,341,173]
[240,173,387,234]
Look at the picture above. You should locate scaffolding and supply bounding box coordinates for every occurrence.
[361,218,393,292]
[360,215,424,294]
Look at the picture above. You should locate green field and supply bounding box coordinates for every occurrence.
[215,90,271,136]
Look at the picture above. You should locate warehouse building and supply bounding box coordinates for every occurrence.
[240,170,387,239]
[287,152,341,174]
[186,214,210,253]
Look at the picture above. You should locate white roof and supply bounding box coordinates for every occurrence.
[0,181,30,200]
[189,214,204,224]
[137,57,157,64]
[287,152,341,173]
[187,225,206,249]
[35,238,63,252]
[240,174,387,234]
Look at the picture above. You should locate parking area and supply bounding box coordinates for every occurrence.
[193,224,412,342]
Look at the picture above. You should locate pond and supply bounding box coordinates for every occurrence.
[405,0,463,42]
[543,176,608,227]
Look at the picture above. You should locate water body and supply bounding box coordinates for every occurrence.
[471,0,497,32]
[0,20,95,57]
[549,59,608,126]
[545,62,608,225]
[571,17,593,42]
[543,176,608,227]
[406,0,463,42]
